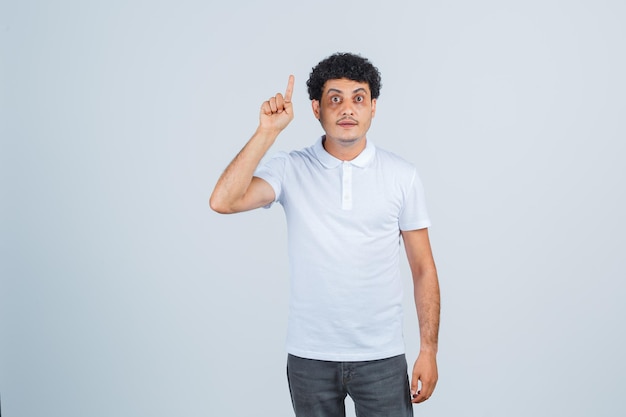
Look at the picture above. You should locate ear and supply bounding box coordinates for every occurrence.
[312,100,321,120]
[371,98,377,118]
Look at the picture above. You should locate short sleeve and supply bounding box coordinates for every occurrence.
[253,151,288,208]
[399,168,431,231]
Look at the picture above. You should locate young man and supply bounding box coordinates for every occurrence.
[210,53,440,417]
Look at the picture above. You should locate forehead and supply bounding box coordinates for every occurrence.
[322,78,371,95]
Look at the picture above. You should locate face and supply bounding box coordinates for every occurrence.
[312,78,377,152]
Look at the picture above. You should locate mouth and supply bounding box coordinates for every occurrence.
[337,118,358,127]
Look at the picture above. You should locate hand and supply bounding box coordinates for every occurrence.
[410,351,438,404]
[259,75,295,133]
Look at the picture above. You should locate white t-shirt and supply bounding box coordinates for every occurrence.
[254,137,431,361]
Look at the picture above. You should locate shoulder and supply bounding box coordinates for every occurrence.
[268,143,318,166]
[374,145,417,175]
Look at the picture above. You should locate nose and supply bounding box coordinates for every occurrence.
[340,103,354,116]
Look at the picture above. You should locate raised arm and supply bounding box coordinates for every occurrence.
[209,75,295,214]
[401,228,440,404]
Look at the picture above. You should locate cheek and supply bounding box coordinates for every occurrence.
[320,107,334,120]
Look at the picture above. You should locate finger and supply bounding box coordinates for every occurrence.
[412,389,426,403]
[275,93,285,112]
[411,386,427,404]
[269,97,278,113]
[284,74,295,103]
[410,387,421,403]
[412,392,425,404]
[410,376,418,398]
[422,378,436,398]
[261,101,272,115]
[411,379,435,403]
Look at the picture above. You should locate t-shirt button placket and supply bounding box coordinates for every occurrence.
[342,162,353,210]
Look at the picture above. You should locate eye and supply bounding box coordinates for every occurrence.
[355,95,364,103]
[331,96,341,103]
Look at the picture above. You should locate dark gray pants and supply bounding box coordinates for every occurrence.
[287,354,413,417]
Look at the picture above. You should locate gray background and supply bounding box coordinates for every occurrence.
[1,0,625,416]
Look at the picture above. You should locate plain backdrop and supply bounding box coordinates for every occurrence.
[1,1,625,416]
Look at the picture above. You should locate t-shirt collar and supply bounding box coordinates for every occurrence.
[313,136,376,169]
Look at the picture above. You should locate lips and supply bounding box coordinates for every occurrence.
[337,118,357,127]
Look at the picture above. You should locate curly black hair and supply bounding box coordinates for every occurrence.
[306,52,382,101]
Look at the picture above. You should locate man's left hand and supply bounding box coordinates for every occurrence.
[410,351,438,403]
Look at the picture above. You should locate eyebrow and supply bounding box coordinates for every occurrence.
[326,87,368,95]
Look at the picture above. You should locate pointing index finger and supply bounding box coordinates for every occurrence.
[284,75,295,103]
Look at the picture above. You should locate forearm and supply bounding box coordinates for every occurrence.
[413,266,440,354]
[209,126,279,213]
